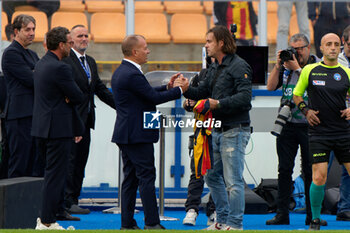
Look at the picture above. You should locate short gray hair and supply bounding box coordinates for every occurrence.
[289,33,309,45]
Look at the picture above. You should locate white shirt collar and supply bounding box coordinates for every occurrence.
[123,58,143,74]
[71,48,86,61]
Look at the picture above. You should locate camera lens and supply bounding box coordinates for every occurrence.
[280,50,293,63]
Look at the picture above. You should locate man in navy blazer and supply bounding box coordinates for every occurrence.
[1,14,40,178]
[62,25,115,215]
[32,27,84,230]
[111,35,188,230]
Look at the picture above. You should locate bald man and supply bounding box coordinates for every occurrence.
[293,33,350,230]
[111,35,188,230]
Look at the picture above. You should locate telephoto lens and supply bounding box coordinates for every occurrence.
[271,105,292,136]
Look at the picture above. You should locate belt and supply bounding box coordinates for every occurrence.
[214,123,250,132]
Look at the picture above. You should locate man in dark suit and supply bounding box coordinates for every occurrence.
[1,14,40,178]
[112,34,188,230]
[62,25,115,215]
[32,27,84,230]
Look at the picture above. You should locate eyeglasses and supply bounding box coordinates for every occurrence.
[292,44,308,51]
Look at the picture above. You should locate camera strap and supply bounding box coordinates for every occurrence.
[281,69,293,100]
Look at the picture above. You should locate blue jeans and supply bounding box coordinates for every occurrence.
[328,152,350,213]
[204,126,250,229]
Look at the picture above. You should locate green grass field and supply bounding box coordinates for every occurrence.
[1,230,350,233]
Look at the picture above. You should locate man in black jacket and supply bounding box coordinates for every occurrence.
[32,26,84,230]
[184,25,252,230]
[63,25,115,215]
[1,14,39,178]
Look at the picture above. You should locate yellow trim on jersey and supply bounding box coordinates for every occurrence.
[293,62,350,96]
[293,63,319,97]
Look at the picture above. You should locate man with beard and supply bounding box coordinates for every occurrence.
[63,25,115,215]
[32,27,83,230]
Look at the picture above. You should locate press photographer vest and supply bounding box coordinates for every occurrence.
[280,69,308,124]
[279,55,319,124]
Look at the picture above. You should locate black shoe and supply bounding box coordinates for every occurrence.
[56,210,80,221]
[309,218,321,231]
[305,217,327,226]
[144,223,166,230]
[67,204,90,215]
[266,213,289,225]
[337,211,350,221]
[120,225,141,230]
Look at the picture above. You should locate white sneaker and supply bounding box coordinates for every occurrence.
[206,222,226,230]
[222,225,243,231]
[35,218,65,230]
[48,222,65,230]
[207,211,217,226]
[35,218,49,230]
[183,209,198,226]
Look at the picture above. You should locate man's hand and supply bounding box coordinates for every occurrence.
[174,75,189,92]
[340,108,350,120]
[167,72,181,89]
[306,109,320,126]
[284,54,300,71]
[208,98,219,110]
[184,99,196,107]
[74,136,82,143]
[65,97,70,103]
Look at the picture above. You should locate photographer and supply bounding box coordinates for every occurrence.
[266,34,325,226]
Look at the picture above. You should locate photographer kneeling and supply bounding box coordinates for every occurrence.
[266,33,326,226]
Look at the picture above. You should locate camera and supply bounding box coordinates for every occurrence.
[230,24,237,42]
[271,101,292,137]
[279,47,297,63]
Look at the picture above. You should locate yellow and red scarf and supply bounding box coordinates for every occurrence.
[193,99,214,178]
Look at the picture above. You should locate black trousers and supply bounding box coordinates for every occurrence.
[117,143,160,228]
[276,123,312,218]
[65,127,91,208]
[185,154,216,216]
[313,17,350,58]
[5,117,37,178]
[38,137,71,224]
[0,119,9,179]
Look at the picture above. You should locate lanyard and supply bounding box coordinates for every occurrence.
[79,57,91,79]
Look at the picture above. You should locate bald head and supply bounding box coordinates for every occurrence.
[320,33,341,65]
[121,35,145,57]
[121,34,150,65]
[320,33,340,46]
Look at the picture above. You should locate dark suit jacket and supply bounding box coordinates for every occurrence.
[1,40,39,120]
[111,60,182,144]
[62,50,115,129]
[31,51,84,139]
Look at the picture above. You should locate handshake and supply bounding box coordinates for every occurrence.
[167,73,189,93]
